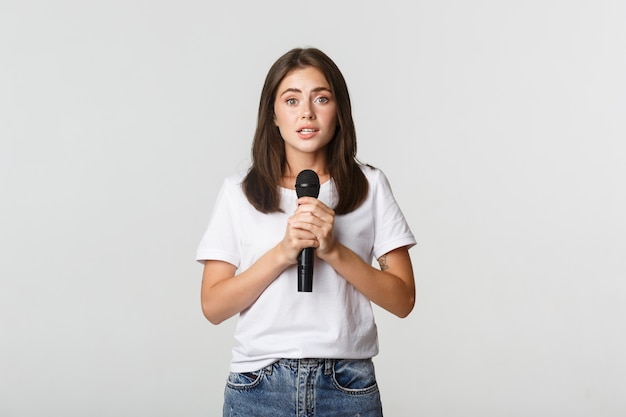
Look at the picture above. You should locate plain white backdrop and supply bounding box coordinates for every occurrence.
[1,1,625,416]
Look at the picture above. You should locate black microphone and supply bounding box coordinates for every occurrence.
[295,169,320,292]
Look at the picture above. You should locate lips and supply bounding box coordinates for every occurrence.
[298,128,318,133]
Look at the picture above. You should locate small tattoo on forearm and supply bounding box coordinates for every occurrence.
[378,255,389,271]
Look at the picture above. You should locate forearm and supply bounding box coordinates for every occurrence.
[201,245,293,324]
[320,244,415,318]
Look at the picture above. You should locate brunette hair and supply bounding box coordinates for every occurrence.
[242,47,368,214]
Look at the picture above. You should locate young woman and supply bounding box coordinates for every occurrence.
[196,47,416,417]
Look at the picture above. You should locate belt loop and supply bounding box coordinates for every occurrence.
[324,359,333,375]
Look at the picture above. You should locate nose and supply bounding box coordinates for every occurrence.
[301,104,316,119]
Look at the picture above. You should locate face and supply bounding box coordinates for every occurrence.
[273,66,338,159]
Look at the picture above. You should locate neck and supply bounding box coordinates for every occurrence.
[283,156,328,178]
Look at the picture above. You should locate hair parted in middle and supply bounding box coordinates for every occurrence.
[242,47,368,215]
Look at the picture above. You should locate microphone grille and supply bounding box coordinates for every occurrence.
[295,169,320,198]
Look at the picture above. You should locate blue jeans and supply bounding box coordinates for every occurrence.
[223,358,383,417]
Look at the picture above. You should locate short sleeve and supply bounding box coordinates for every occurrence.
[195,176,242,268]
[371,169,416,259]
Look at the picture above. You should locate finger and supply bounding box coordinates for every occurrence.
[294,205,335,226]
[296,196,322,206]
[289,214,325,233]
[296,197,334,212]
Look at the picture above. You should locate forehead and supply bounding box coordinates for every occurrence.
[277,66,330,91]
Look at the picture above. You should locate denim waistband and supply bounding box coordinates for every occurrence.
[276,358,335,374]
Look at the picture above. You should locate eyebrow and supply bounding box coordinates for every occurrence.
[279,86,332,97]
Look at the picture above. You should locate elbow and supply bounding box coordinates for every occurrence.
[395,295,415,319]
[205,315,224,326]
[203,312,225,326]
[395,307,414,319]
[201,303,226,325]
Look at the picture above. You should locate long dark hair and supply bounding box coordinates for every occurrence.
[242,47,368,215]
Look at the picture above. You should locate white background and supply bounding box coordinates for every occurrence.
[1,1,625,416]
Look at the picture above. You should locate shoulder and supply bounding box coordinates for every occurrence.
[214,170,249,203]
[359,164,390,187]
[223,170,247,186]
[218,170,248,193]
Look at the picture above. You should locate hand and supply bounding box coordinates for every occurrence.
[287,197,337,258]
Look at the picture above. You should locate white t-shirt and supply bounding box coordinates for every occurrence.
[196,165,416,372]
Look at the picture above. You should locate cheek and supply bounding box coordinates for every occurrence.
[325,112,338,129]
[273,108,293,127]
[321,105,338,123]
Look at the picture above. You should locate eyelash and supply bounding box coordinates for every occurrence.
[285,96,329,105]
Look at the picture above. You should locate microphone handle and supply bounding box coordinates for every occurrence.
[297,247,314,292]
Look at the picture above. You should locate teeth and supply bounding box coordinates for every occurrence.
[300,129,315,133]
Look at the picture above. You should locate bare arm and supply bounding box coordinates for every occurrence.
[201,202,321,324]
[321,245,415,317]
[291,197,416,318]
[200,245,291,325]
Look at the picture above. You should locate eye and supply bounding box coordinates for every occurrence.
[315,96,329,104]
[286,98,298,105]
